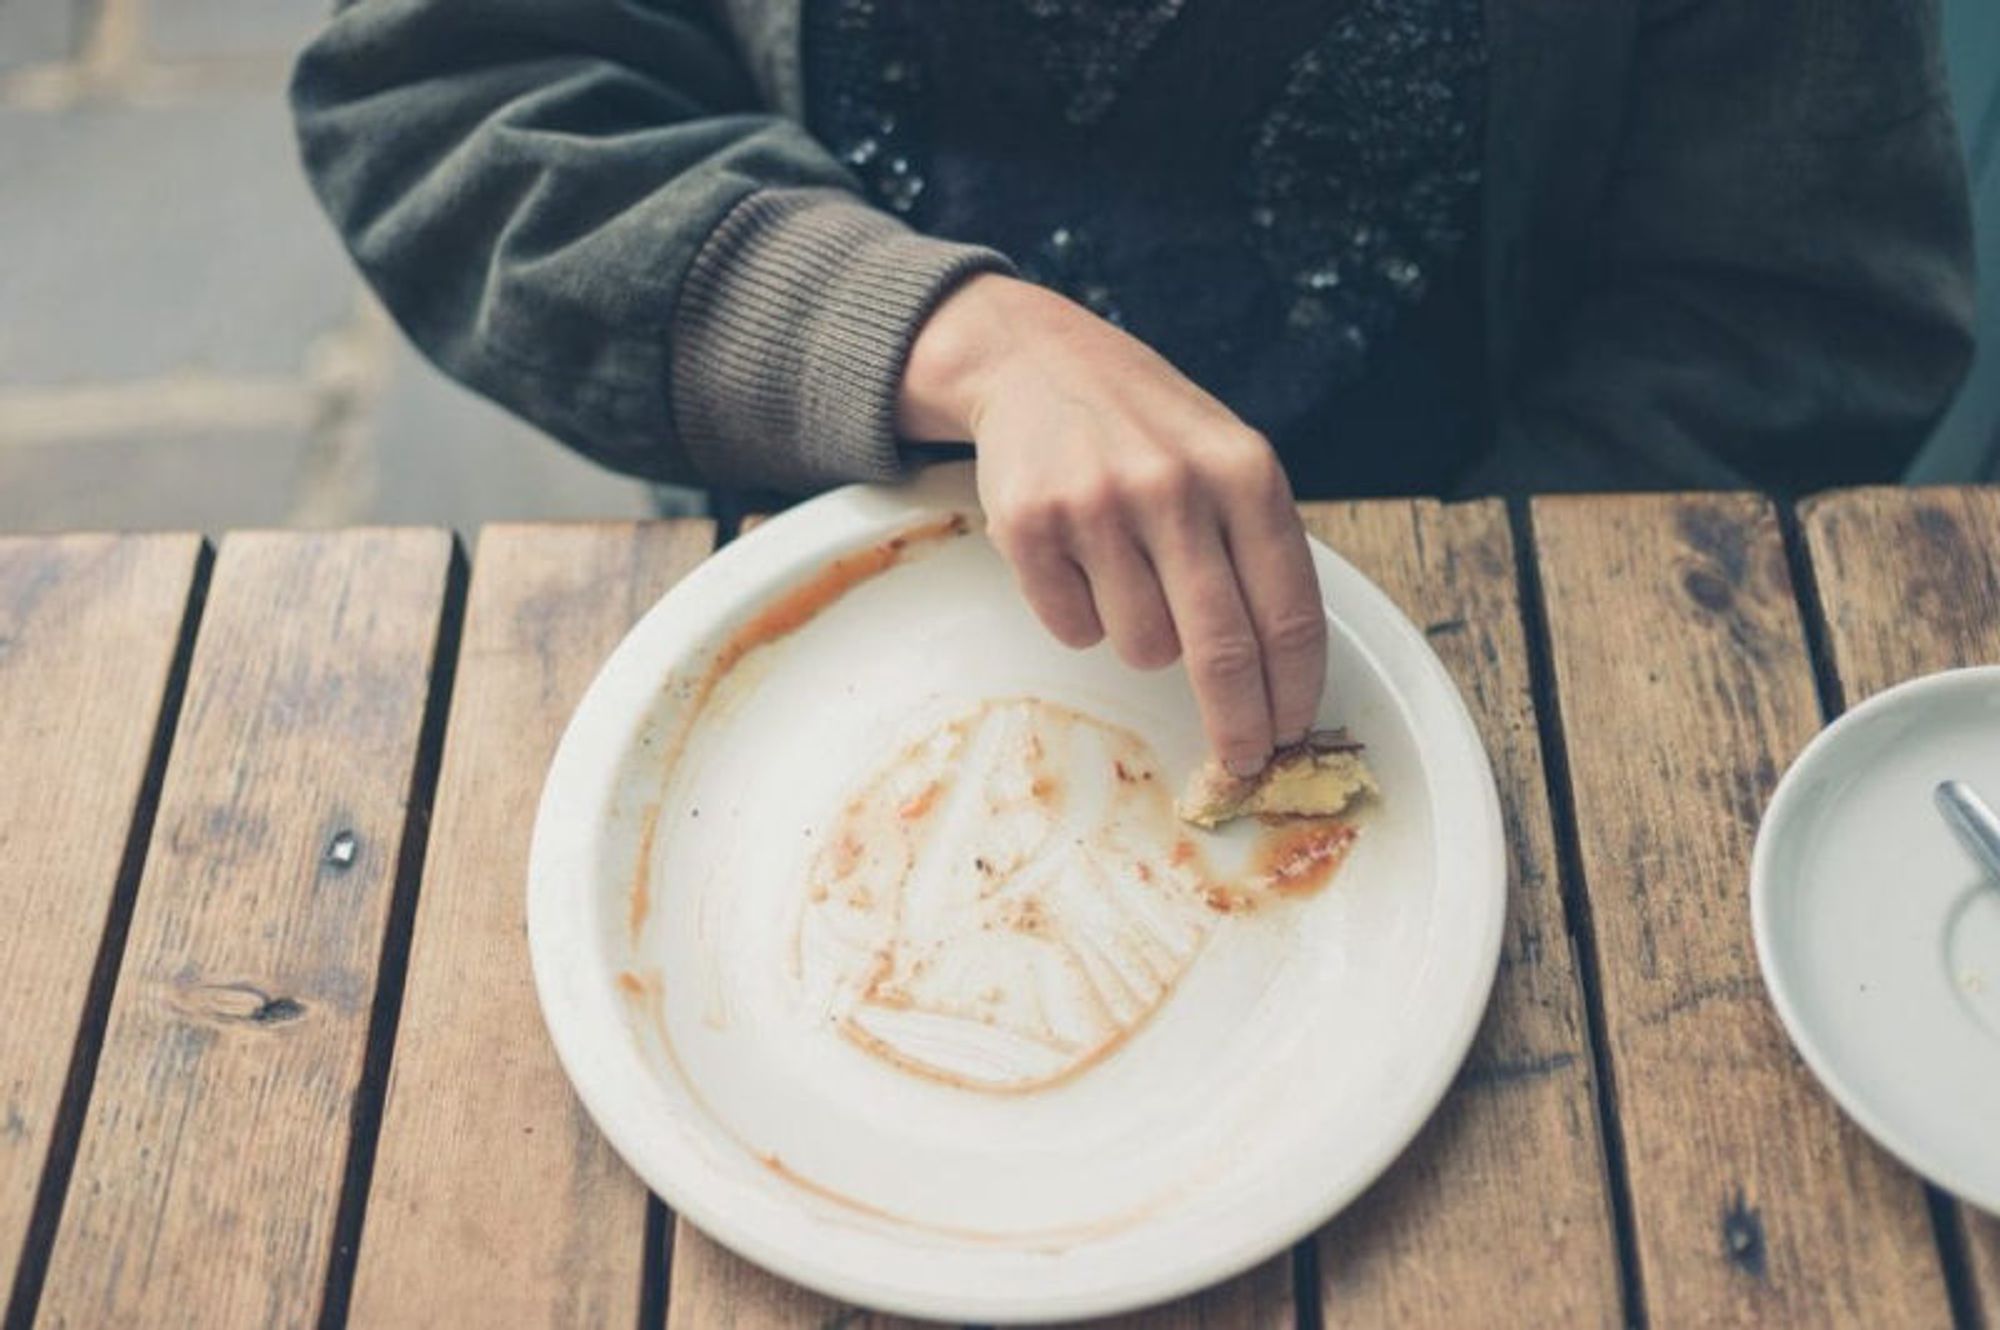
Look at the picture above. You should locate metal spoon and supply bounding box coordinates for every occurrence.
[1935,780,2000,881]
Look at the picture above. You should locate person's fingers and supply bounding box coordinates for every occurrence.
[986,495,1106,648]
[1215,455,1326,745]
[1071,515,1180,671]
[1145,499,1274,777]
[1012,543,1105,648]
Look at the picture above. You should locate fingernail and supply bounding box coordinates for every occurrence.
[1226,754,1267,779]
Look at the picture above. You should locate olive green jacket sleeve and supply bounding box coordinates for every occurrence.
[290,0,1012,492]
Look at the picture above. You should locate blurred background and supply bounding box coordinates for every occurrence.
[0,0,679,535]
[1,0,1995,536]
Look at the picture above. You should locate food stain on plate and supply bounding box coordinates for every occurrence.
[796,697,1361,1094]
[614,958,1202,1249]
[616,512,1366,1240]
[628,512,973,942]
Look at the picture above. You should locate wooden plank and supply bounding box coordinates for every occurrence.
[348,522,713,1329]
[34,529,455,1328]
[1797,485,2000,1325]
[667,1221,1289,1330]
[1973,1217,2000,1329]
[0,535,204,1305]
[1298,500,1621,1327]
[1799,487,2000,705]
[668,1163,1291,1330]
[665,1225,925,1330]
[1530,494,1950,1325]
[1058,1258,1293,1330]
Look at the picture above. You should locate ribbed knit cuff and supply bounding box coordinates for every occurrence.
[670,187,1015,492]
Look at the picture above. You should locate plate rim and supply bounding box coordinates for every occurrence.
[1750,663,2000,1215]
[526,463,1509,1320]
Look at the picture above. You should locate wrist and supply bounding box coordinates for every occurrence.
[897,272,1026,441]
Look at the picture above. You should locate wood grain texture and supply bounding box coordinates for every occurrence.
[1799,487,2000,708]
[0,535,203,1300]
[1300,500,1621,1327]
[1531,494,1949,1325]
[1798,485,2000,1325]
[34,529,454,1329]
[349,522,714,1329]
[665,1225,926,1330]
[1056,1256,1293,1330]
[1971,1215,2000,1329]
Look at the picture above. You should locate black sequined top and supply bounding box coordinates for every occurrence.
[803,0,1489,497]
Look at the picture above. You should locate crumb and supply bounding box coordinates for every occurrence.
[1201,884,1251,914]
[1001,896,1053,937]
[897,781,942,821]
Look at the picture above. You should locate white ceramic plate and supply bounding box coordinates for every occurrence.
[1753,667,2000,1215]
[529,463,1506,1322]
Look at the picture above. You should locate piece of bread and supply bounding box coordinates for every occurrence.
[1176,729,1377,829]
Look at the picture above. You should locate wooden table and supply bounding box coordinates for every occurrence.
[1,488,1996,1329]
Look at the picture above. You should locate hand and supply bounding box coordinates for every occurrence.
[898,274,1326,776]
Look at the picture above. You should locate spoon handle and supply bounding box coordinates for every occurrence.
[1936,780,2000,881]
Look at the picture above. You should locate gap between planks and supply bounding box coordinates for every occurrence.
[317,538,469,1330]
[1509,498,1647,1329]
[3,537,213,1330]
[30,528,459,1328]
[1791,487,2000,1330]
[341,521,715,1330]
[1526,493,1957,1326]
[1776,499,1978,1330]
[1301,498,1621,1329]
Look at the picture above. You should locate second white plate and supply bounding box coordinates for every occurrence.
[1754,666,2000,1215]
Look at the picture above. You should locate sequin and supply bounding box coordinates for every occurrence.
[1011,0,1187,126]
[806,0,1484,383]
[1245,0,1485,374]
[1021,224,1125,326]
[879,156,926,213]
[809,2,929,214]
